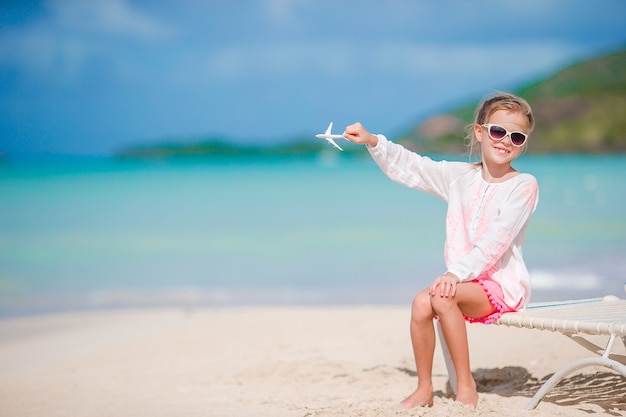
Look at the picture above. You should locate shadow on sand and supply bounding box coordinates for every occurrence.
[472,366,626,414]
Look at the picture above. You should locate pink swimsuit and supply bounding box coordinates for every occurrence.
[368,135,539,322]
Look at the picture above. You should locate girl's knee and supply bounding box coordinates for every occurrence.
[430,293,456,314]
[411,290,434,321]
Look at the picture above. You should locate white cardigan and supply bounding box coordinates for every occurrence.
[368,135,539,310]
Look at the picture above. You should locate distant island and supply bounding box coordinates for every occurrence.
[117,46,626,159]
[115,140,354,159]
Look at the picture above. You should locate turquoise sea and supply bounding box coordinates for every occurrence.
[1,152,625,317]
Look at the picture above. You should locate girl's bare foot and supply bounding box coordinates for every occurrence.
[455,386,479,408]
[398,387,434,409]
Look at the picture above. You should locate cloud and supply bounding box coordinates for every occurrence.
[264,0,310,27]
[49,0,175,39]
[206,41,354,80]
[203,39,585,86]
[0,0,175,82]
[1,0,619,88]
[375,41,587,78]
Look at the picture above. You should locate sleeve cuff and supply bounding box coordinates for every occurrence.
[366,134,387,153]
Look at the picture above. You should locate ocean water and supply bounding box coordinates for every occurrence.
[1,152,625,317]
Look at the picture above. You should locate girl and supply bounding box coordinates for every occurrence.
[343,92,538,408]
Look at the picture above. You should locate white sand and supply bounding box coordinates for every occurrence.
[0,306,624,417]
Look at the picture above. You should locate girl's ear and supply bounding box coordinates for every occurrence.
[473,124,483,143]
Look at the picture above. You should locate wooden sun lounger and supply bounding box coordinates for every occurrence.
[439,295,626,410]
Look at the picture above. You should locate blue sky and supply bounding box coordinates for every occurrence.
[1,0,625,155]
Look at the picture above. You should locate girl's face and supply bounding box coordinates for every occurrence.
[473,109,529,166]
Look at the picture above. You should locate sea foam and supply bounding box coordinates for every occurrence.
[530,270,602,290]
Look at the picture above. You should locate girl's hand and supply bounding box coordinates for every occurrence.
[429,272,461,298]
[344,122,378,147]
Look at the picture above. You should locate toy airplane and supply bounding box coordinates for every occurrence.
[315,122,344,151]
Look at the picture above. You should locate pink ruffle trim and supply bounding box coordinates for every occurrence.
[464,278,516,325]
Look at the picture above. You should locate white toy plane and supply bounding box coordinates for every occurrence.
[315,122,344,151]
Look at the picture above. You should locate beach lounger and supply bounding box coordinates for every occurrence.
[438,295,626,410]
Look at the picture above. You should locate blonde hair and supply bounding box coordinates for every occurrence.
[465,92,534,159]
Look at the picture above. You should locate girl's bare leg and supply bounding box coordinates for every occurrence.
[431,282,494,407]
[399,289,436,409]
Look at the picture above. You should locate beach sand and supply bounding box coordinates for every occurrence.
[0,306,624,417]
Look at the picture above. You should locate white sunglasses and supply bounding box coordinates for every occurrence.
[481,124,528,147]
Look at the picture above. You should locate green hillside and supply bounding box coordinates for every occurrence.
[400,47,626,153]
